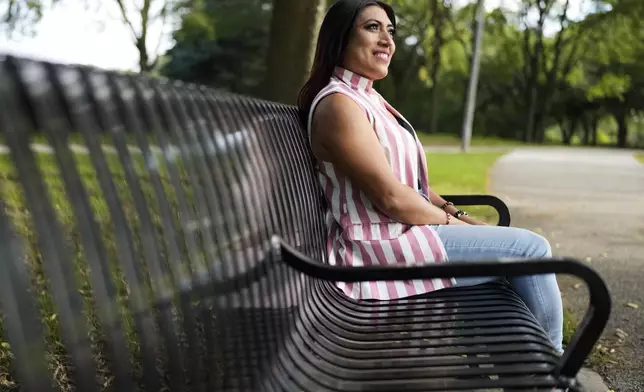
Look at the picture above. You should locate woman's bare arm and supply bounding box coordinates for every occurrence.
[427,188,488,225]
[310,93,466,226]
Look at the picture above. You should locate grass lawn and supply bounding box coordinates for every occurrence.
[635,152,644,164]
[417,132,526,147]
[426,151,505,224]
[0,150,198,391]
[1,133,140,146]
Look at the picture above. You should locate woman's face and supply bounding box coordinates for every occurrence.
[342,5,396,80]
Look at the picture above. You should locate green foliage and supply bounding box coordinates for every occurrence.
[587,73,631,101]
[417,132,528,147]
[161,0,273,95]
[152,0,644,147]
[0,143,203,391]
[12,0,644,147]
[158,0,639,148]
[1,0,59,36]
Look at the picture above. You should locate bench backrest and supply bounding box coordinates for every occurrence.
[0,55,327,391]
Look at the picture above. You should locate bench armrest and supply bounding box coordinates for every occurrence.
[441,194,511,227]
[275,236,610,382]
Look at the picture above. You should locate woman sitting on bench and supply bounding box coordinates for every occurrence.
[297,0,564,354]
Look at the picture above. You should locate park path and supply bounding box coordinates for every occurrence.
[489,147,644,392]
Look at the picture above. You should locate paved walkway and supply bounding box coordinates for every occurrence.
[489,147,644,392]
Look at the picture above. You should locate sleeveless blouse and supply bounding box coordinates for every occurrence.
[307,67,454,300]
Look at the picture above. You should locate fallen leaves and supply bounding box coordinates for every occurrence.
[596,344,610,354]
[615,328,628,340]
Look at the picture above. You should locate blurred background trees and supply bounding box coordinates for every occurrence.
[3,0,644,147]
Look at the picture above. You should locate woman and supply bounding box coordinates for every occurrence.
[297,0,563,353]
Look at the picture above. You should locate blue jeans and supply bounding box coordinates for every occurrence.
[433,224,564,354]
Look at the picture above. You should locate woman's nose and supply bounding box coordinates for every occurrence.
[379,31,394,46]
[378,36,393,48]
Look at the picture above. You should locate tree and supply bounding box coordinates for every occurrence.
[262,0,327,104]
[382,0,462,131]
[385,0,432,106]
[428,0,450,134]
[2,0,187,73]
[111,0,188,73]
[161,0,274,95]
[563,0,644,147]
[517,0,572,143]
[1,0,59,36]
[163,0,326,103]
[158,0,644,147]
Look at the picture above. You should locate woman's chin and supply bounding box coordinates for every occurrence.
[349,64,389,80]
[366,66,389,80]
[373,68,389,80]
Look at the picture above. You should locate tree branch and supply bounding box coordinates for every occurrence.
[114,0,139,41]
[150,2,170,70]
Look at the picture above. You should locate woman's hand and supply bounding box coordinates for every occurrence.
[458,215,489,226]
[449,217,470,225]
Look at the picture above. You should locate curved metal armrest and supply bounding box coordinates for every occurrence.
[442,194,511,227]
[274,236,610,381]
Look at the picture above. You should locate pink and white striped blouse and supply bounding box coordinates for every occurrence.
[307,66,454,300]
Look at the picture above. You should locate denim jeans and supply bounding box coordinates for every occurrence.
[433,224,564,354]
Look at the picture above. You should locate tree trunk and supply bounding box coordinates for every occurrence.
[581,116,590,145]
[524,86,538,142]
[558,118,569,144]
[115,0,157,73]
[137,38,152,73]
[562,116,578,145]
[534,114,548,144]
[430,85,439,134]
[615,110,628,148]
[263,0,326,104]
[591,116,599,146]
[428,0,444,134]
[534,0,571,144]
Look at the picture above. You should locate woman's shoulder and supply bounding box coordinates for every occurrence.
[314,76,353,100]
[313,92,364,121]
[315,80,375,113]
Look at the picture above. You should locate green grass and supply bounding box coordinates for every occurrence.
[0,149,206,391]
[0,133,141,146]
[562,309,611,368]
[0,152,136,391]
[635,152,644,164]
[425,151,505,224]
[417,132,528,148]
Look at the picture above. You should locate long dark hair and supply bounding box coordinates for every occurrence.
[297,0,396,127]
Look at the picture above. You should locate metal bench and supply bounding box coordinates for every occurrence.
[0,55,611,391]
